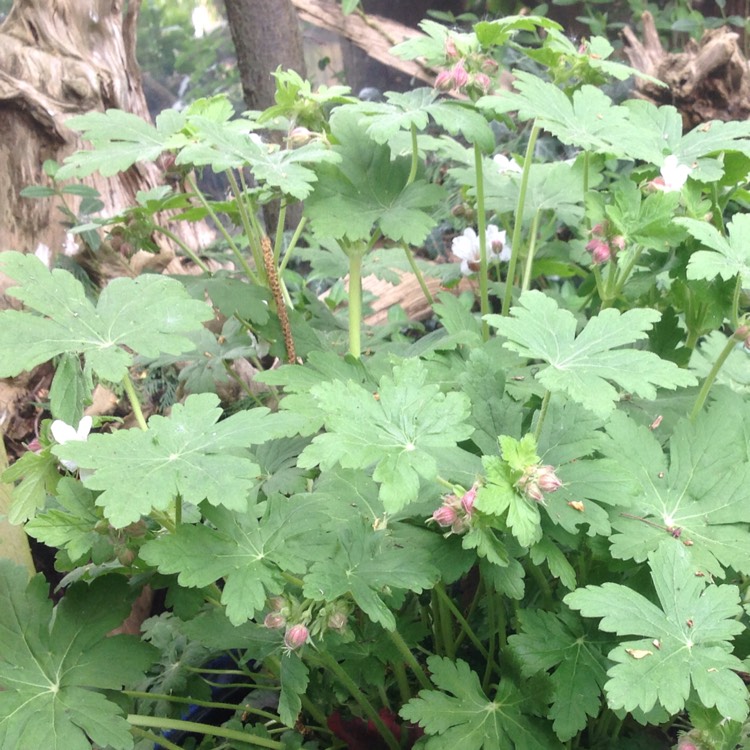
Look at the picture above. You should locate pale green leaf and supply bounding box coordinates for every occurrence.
[487,291,697,418]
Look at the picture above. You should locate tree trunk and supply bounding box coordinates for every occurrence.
[223,0,306,112]
[223,0,306,232]
[0,0,184,285]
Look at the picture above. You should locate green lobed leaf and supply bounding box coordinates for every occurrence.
[48,353,89,425]
[487,291,697,418]
[57,393,298,527]
[297,358,473,512]
[0,253,212,382]
[677,214,750,287]
[509,609,609,740]
[565,543,748,721]
[400,656,555,749]
[303,520,439,630]
[279,654,309,727]
[600,393,750,576]
[0,562,156,750]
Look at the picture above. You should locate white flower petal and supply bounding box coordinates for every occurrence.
[50,420,79,445]
[75,415,93,441]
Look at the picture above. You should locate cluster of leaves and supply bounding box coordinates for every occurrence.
[3,10,750,750]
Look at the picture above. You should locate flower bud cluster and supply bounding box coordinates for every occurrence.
[263,595,353,653]
[585,222,625,265]
[434,37,499,98]
[429,483,478,535]
[515,464,562,504]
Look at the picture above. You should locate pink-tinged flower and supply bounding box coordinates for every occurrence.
[522,480,545,503]
[452,225,511,275]
[536,465,563,493]
[444,36,459,61]
[452,61,469,89]
[327,611,348,632]
[461,484,478,515]
[493,153,523,176]
[268,596,286,612]
[434,69,454,91]
[50,416,92,472]
[283,624,309,651]
[611,235,626,251]
[471,72,492,95]
[585,238,612,264]
[431,504,459,528]
[651,155,692,192]
[585,221,624,265]
[264,612,286,629]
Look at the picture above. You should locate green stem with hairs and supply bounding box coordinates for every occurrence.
[407,123,420,186]
[278,216,308,276]
[403,245,434,307]
[131,727,183,750]
[124,691,278,721]
[502,122,541,317]
[312,652,401,750]
[474,142,490,341]
[186,172,259,284]
[435,583,456,659]
[434,584,488,659]
[127,715,284,749]
[533,390,552,442]
[386,628,432,691]
[226,168,264,276]
[689,332,738,421]
[521,209,541,293]
[152,225,211,274]
[122,372,148,431]
[347,242,366,358]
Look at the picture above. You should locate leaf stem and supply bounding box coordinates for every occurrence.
[124,690,279,720]
[130,727,183,750]
[312,652,401,750]
[407,123,419,186]
[226,168,265,278]
[122,372,148,431]
[402,245,434,307]
[474,143,490,341]
[386,628,432,691]
[520,209,541,293]
[502,121,540,317]
[689,332,738,421]
[347,242,365,358]
[127,714,285,749]
[278,216,308,276]
[532,390,551,442]
[731,272,742,329]
[433,584,489,659]
[435,582,455,659]
[152,225,212,274]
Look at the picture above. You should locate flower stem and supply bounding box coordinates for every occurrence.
[313,653,401,750]
[131,727,183,750]
[386,628,432,691]
[124,690,279,721]
[407,122,419,186]
[520,209,541,293]
[152,225,211,274]
[689,333,737,421]
[122,372,148,431]
[474,142,490,341]
[347,242,365,358]
[502,121,540,317]
[226,168,264,278]
[402,244,434,307]
[533,390,551,442]
[435,583,455,659]
[433,584,488,659]
[278,216,308,276]
[127,714,284,749]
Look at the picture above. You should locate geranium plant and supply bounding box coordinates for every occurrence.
[1,13,750,750]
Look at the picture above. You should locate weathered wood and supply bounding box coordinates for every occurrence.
[623,10,750,127]
[290,0,434,84]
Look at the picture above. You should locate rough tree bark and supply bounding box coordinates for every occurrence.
[223,0,306,112]
[623,10,750,128]
[0,0,196,288]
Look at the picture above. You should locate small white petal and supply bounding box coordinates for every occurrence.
[50,420,79,445]
[493,153,522,175]
[75,415,93,440]
[34,243,52,268]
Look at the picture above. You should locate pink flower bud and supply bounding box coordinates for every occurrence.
[523,480,545,503]
[611,235,626,251]
[586,238,611,264]
[452,62,469,89]
[287,126,314,147]
[284,624,309,651]
[268,596,286,612]
[264,613,286,629]
[472,72,492,94]
[434,69,454,91]
[444,36,459,61]
[481,57,499,73]
[461,485,478,515]
[537,465,563,493]
[327,611,348,632]
[432,505,459,528]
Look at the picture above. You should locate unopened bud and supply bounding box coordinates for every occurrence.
[264,612,286,629]
[268,596,286,612]
[452,62,469,89]
[284,624,309,650]
[471,72,492,94]
[431,504,459,528]
[537,465,563,493]
[461,485,478,515]
[287,126,314,147]
[327,611,348,632]
[435,69,454,91]
[444,36,459,61]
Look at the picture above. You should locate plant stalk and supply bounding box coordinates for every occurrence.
[474,142,490,341]
[689,333,738,421]
[122,372,148,431]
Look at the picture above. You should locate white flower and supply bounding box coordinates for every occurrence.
[62,233,80,257]
[34,243,52,268]
[50,416,92,472]
[652,155,692,192]
[493,153,523,175]
[452,226,511,275]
